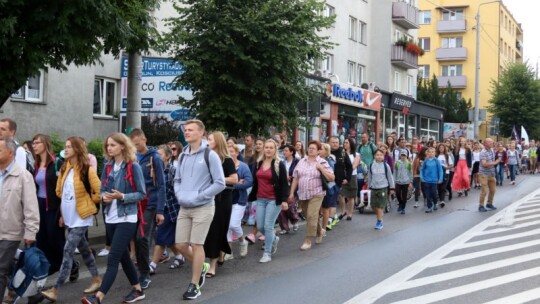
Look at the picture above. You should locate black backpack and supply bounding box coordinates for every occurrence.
[15,144,35,175]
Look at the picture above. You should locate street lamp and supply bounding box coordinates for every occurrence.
[474,0,501,139]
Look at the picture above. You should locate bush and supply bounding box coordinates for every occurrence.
[49,132,65,155]
[142,115,182,147]
[87,138,105,177]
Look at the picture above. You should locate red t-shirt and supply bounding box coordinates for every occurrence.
[256,165,275,199]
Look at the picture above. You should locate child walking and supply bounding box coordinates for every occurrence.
[367,149,395,230]
[420,147,443,213]
[393,151,413,214]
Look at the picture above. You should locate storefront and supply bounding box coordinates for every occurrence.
[319,82,382,144]
[380,91,444,142]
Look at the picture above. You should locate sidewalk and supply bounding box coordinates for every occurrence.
[88,215,107,246]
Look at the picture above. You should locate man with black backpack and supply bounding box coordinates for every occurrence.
[0,137,40,302]
[329,136,353,221]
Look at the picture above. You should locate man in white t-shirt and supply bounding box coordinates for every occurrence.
[0,118,26,169]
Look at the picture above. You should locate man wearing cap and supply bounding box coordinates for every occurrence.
[393,150,413,214]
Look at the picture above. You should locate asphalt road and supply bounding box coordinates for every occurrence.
[40,174,540,304]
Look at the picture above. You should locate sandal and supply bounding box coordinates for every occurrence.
[217,260,225,267]
[205,272,215,278]
[169,257,185,269]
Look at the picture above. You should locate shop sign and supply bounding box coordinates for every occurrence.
[390,93,414,113]
[331,83,381,111]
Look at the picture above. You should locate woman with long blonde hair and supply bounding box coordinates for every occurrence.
[203,131,238,277]
[247,139,289,263]
[42,137,102,302]
[82,133,146,304]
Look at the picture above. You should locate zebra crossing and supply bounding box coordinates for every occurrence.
[346,189,540,304]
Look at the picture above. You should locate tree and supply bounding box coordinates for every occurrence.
[164,0,334,136]
[417,75,470,123]
[0,0,159,108]
[417,75,442,107]
[488,63,540,139]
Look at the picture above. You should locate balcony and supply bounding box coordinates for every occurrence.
[437,75,467,88]
[392,1,419,29]
[437,20,467,33]
[436,48,468,61]
[391,45,418,70]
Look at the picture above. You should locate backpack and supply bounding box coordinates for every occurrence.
[179,148,212,182]
[15,145,35,176]
[369,162,390,187]
[9,245,50,298]
[395,160,412,171]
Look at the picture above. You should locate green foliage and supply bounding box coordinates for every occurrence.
[164,0,335,137]
[87,138,105,177]
[142,116,183,147]
[0,0,160,106]
[417,75,470,123]
[49,133,65,155]
[488,63,540,139]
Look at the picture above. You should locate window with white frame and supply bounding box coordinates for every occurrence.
[323,4,335,17]
[394,71,401,92]
[407,75,414,95]
[314,53,334,74]
[349,16,358,41]
[418,65,430,78]
[359,21,367,44]
[347,61,356,84]
[11,70,44,103]
[357,64,365,85]
[93,78,117,116]
[442,37,463,48]
[418,11,431,24]
[418,37,431,51]
[442,64,463,76]
[442,10,464,21]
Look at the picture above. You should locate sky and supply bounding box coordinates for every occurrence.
[504,0,539,65]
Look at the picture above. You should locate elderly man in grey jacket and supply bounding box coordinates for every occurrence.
[0,137,39,301]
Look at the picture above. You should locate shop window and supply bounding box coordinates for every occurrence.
[11,70,44,103]
[420,117,440,140]
[408,115,417,139]
[94,78,117,116]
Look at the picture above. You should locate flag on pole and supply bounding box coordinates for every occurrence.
[512,125,521,144]
[521,126,530,145]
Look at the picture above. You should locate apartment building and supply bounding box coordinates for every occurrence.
[417,0,523,137]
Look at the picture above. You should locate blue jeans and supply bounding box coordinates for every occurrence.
[255,198,282,255]
[508,164,516,182]
[496,164,505,184]
[423,182,438,209]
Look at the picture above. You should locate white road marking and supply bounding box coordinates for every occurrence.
[459,228,540,249]
[479,219,540,235]
[481,287,540,304]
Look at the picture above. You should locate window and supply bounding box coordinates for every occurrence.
[394,71,401,92]
[359,21,367,44]
[407,75,414,95]
[93,78,117,116]
[347,61,356,84]
[418,38,431,51]
[442,37,463,48]
[314,53,334,74]
[357,64,365,85]
[11,70,44,102]
[442,10,464,21]
[442,64,463,76]
[456,92,463,100]
[349,16,358,41]
[419,11,431,24]
[395,30,403,43]
[420,117,440,140]
[323,4,335,17]
[418,65,430,78]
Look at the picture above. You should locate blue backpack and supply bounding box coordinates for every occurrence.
[10,245,50,297]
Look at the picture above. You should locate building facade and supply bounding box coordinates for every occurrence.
[417,0,523,138]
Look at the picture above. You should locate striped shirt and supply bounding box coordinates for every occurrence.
[479,148,496,177]
[293,156,332,200]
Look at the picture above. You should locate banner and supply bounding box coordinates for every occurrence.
[521,126,529,145]
[443,123,473,139]
[512,125,521,145]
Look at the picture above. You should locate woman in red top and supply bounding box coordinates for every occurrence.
[247,139,289,263]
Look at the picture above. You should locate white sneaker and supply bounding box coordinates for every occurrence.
[259,253,272,263]
[239,241,248,257]
[97,248,110,257]
[271,236,280,255]
[292,223,299,231]
[224,253,234,261]
[75,248,80,254]
[413,202,419,208]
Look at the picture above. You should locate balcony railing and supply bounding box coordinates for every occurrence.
[391,45,418,70]
[436,48,468,61]
[437,20,467,33]
[437,75,467,88]
[392,1,419,29]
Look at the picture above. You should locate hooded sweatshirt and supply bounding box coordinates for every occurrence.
[138,147,166,214]
[174,141,226,208]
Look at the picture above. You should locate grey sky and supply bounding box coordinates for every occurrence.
[504,0,538,65]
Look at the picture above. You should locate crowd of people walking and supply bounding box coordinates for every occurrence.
[0,117,535,303]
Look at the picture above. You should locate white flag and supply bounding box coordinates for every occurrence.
[521,126,529,145]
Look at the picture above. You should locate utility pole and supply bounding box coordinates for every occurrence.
[126,53,142,131]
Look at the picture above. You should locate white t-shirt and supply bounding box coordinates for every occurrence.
[105,163,137,224]
[459,148,466,160]
[438,154,454,174]
[349,153,359,176]
[61,169,93,228]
